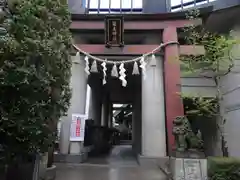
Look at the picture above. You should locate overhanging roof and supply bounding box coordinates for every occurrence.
[205,4,240,33]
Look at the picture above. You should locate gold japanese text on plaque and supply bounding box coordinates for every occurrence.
[105,16,124,48]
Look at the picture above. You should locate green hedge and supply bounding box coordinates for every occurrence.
[208,157,240,180]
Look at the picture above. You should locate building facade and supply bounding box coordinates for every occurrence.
[68,0,240,14]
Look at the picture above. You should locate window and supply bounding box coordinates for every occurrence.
[133,0,142,8]
[171,0,217,11]
[87,0,143,13]
[85,0,217,13]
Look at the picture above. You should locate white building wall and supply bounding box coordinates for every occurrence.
[220,25,240,157]
[180,76,216,97]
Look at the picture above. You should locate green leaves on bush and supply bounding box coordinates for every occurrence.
[208,157,240,180]
[181,95,217,119]
[181,8,239,156]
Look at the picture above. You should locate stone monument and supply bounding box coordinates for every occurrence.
[170,116,207,180]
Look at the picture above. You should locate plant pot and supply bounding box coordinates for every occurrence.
[45,165,56,180]
[39,153,48,180]
[6,162,35,180]
[4,154,44,180]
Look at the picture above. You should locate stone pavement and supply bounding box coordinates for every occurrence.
[55,145,167,180]
[56,163,167,180]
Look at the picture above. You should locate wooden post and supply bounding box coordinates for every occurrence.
[163,26,184,155]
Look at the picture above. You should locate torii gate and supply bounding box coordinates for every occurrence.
[70,12,205,155]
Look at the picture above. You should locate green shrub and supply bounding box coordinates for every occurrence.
[0,0,72,164]
[208,157,240,180]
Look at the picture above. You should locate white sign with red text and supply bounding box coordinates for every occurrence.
[70,114,87,142]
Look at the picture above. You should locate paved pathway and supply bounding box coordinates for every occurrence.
[56,164,167,180]
[55,146,167,180]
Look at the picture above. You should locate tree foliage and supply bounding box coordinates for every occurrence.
[0,0,72,163]
[182,10,236,77]
[181,9,238,156]
[182,94,217,119]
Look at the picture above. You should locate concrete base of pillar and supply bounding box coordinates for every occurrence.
[170,158,207,180]
[137,155,169,169]
[69,142,82,154]
[54,153,88,163]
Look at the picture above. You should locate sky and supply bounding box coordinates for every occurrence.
[88,0,217,9]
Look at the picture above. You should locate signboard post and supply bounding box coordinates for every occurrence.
[70,114,87,142]
[105,15,124,48]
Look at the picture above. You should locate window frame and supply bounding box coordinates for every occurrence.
[87,0,143,14]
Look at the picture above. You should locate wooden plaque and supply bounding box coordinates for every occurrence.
[105,15,124,48]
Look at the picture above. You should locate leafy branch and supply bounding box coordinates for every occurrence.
[180,9,239,156]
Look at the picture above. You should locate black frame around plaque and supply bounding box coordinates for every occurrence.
[105,15,124,48]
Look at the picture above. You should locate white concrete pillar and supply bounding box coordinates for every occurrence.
[132,91,142,154]
[141,56,166,157]
[59,55,88,154]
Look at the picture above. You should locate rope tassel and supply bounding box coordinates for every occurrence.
[84,56,90,75]
[90,60,98,73]
[119,63,127,87]
[73,52,80,63]
[150,54,157,67]
[71,41,180,83]
[132,61,140,75]
[140,56,147,80]
[101,61,107,85]
[111,64,118,77]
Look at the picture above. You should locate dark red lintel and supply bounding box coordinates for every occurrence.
[70,19,202,30]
